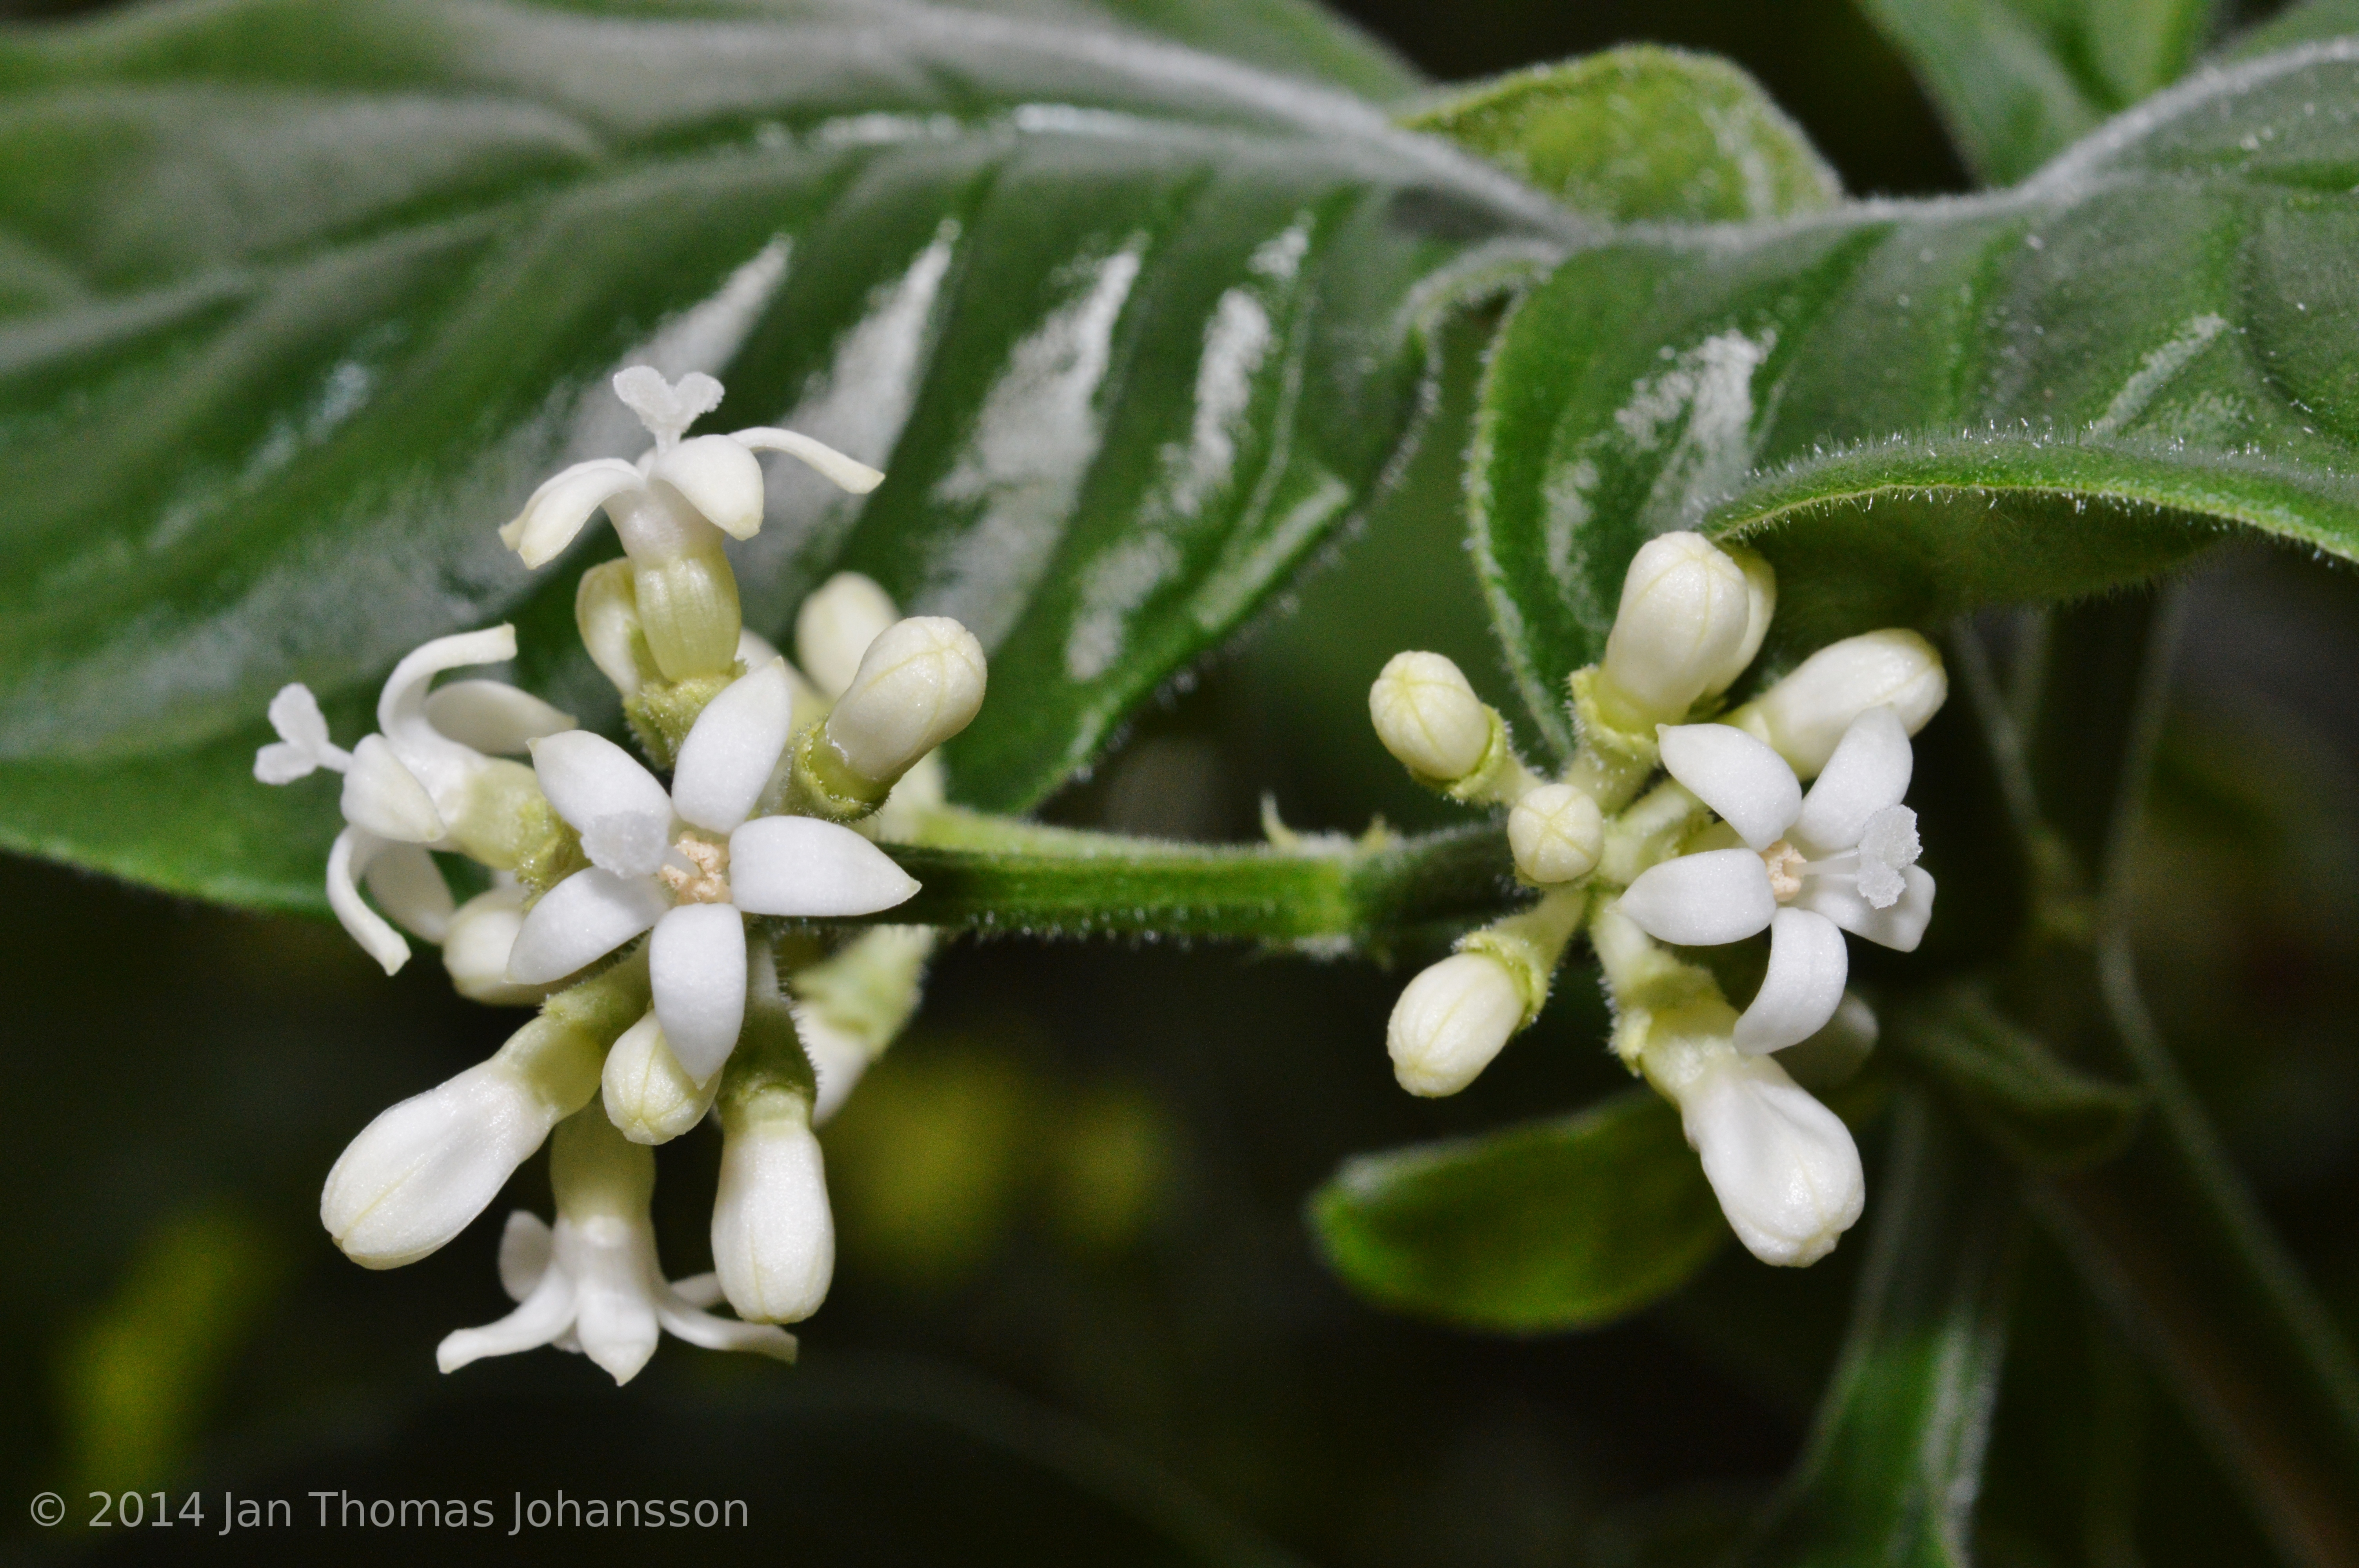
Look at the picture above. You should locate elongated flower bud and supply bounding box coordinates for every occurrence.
[1370,652,1495,784]
[1507,783,1603,884]
[1596,532,1759,729]
[1732,629,1946,776]
[1657,1040,1863,1266]
[711,1085,834,1324]
[575,559,658,699]
[1387,952,1527,1097]
[794,572,901,700]
[602,1010,721,1145]
[822,616,987,787]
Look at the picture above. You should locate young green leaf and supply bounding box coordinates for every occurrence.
[1892,987,2145,1171]
[1400,47,1842,223]
[1472,42,2359,755]
[1730,1090,2020,1566]
[1309,1086,1726,1334]
[1856,0,2219,185]
[0,0,1577,911]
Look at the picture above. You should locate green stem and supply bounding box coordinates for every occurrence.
[820,809,1519,949]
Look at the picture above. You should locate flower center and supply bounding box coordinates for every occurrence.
[1760,839,1807,902]
[659,833,732,904]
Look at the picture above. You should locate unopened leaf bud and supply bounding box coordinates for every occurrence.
[820,615,987,788]
[795,572,901,699]
[1596,532,1759,728]
[1387,952,1527,1097]
[1507,783,1603,884]
[1732,628,1946,777]
[1369,652,1496,784]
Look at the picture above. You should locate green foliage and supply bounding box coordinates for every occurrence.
[1894,987,2145,1171]
[1471,42,2359,754]
[0,0,1573,910]
[1400,47,1842,223]
[1309,1086,1727,1333]
[1855,0,2219,184]
[1733,1093,2021,1566]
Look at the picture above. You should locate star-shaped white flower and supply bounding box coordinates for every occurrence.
[497,367,883,571]
[438,1112,795,1384]
[1617,705,1935,1054]
[255,626,574,974]
[505,659,920,1083]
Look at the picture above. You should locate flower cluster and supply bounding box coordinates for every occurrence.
[259,370,985,1380]
[1369,533,1946,1266]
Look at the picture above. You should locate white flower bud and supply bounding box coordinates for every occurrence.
[1708,544,1777,697]
[1507,783,1603,884]
[1387,952,1527,1097]
[1736,629,1946,777]
[1597,532,1757,728]
[794,572,901,700]
[1663,1042,1863,1267]
[711,1085,835,1323]
[320,1016,602,1269]
[823,615,987,785]
[575,559,655,699]
[1369,652,1495,783]
[602,1009,720,1145]
[441,886,553,1007]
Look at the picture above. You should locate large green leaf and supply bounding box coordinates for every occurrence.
[1893,986,2145,1172]
[1732,1091,2021,1566]
[1308,1085,1726,1334]
[1399,47,1843,224]
[1855,0,2218,185]
[0,0,1579,910]
[1471,41,2359,755]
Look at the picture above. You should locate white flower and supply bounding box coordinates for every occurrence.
[1656,1039,1864,1267]
[505,658,920,1083]
[438,1111,795,1383]
[1595,533,1774,729]
[1617,706,1935,1054]
[499,369,882,681]
[1369,652,1495,784]
[255,627,574,975]
[1386,951,1527,1097]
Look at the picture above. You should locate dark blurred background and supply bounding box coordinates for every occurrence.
[3,2,2354,1565]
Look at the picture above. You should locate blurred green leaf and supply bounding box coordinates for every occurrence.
[2223,0,2359,59]
[1309,1085,1726,1333]
[0,0,1579,911]
[1401,47,1842,222]
[1855,0,2217,184]
[1895,987,2146,1171]
[1471,43,2359,753]
[1732,1091,2020,1567]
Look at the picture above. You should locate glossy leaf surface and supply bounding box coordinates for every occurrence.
[0,0,1577,909]
[1472,43,2359,755]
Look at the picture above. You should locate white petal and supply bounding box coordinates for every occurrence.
[363,843,454,940]
[649,904,750,1083]
[423,681,577,756]
[340,735,445,842]
[1657,724,1803,850]
[326,828,411,976]
[529,731,674,875]
[1792,706,1912,855]
[1617,848,1777,947]
[255,683,350,781]
[497,1210,555,1302]
[437,1263,578,1372]
[377,626,520,737]
[732,426,886,494]
[651,434,766,540]
[1677,1050,1864,1267]
[1794,864,1937,953]
[654,1294,800,1362]
[671,660,795,833]
[499,459,645,568]
[505,869,669,984]
[561,1223,662,1385]
[614,365,722,446]
[728,816,921,916]
[1734,909,1850,1054]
